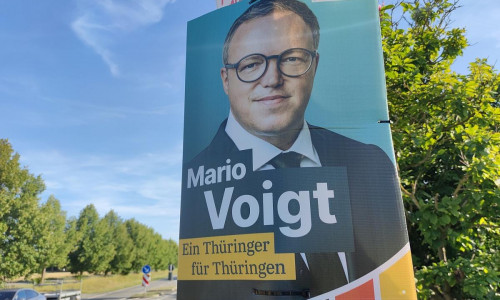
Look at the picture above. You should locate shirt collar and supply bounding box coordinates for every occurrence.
[225,111,320,171]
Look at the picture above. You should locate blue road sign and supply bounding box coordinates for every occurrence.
[142,264,151,274]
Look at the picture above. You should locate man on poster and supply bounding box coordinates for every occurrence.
[179,0,408,298]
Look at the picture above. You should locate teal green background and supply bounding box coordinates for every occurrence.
[183,0,395,164]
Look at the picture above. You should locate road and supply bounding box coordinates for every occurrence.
[82,277,177,300]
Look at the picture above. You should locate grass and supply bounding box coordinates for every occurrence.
[80,271,173,294]
[2,270,177,294]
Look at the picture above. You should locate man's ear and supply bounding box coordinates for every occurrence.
[313,52,320,74]
[221,67,229,95]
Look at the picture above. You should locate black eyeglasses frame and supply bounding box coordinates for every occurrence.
[224,48,318,83]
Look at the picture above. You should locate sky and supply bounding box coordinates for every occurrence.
[0,0,499,242]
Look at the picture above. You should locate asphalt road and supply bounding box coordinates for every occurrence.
[82,277,177,300]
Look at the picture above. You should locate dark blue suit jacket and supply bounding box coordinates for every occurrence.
[178,120,408,299]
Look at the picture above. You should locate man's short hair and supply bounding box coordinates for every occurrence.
[222,0,320,64]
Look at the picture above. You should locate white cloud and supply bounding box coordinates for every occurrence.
[71,0,174,76]
[97,0,172,30]
[72,16,121,76]
[137,176,181,201]
[20,145,183,239]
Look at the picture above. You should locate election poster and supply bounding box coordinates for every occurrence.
[179,0,416,299]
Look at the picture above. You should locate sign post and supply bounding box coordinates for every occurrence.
[168,264,174,281]
[141,265,151,293]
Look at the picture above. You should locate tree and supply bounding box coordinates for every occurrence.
[0,139,45,282]
[35,195,69,283]
[380,0,499,298]
[125,219,149,271]
[102,210,134,275]
[68,204,115,275]
[64,217,81,268]
[163,239,179,268]
[125,219,158,271]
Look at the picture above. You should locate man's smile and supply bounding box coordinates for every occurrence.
[254,94,291,104]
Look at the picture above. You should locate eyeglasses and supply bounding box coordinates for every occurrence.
[225,48,317,83]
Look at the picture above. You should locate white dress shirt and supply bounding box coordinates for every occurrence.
[225,111,349,282]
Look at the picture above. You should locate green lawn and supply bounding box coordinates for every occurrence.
[2,270,177,294]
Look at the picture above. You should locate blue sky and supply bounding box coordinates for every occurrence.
[0,0,498,241]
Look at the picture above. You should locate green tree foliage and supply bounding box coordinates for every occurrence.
[163,239,178,268]
[66,209,177,276]
[150,234,178,271]
[124,219,178,273]
[0,139,45,281]
[125,219,156,271]
[64,217,81,265]
[35,195,69,282]
[68,204,116,275]
[65,209,177,276]
[103,210,134,275]
[380,1,499,298]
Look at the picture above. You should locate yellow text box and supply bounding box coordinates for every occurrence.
[178,233,295,280]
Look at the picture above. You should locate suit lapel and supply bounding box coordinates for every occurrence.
[308,123,343,167]
[209,119,240,155]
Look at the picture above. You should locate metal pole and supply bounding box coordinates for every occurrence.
[59,279,62,300]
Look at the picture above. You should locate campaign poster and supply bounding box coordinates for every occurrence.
[178,0,416,299]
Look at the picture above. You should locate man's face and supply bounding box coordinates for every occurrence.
[221,11,318,143]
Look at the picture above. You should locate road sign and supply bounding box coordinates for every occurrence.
[142,273,151,287]
[142,265,151,274]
